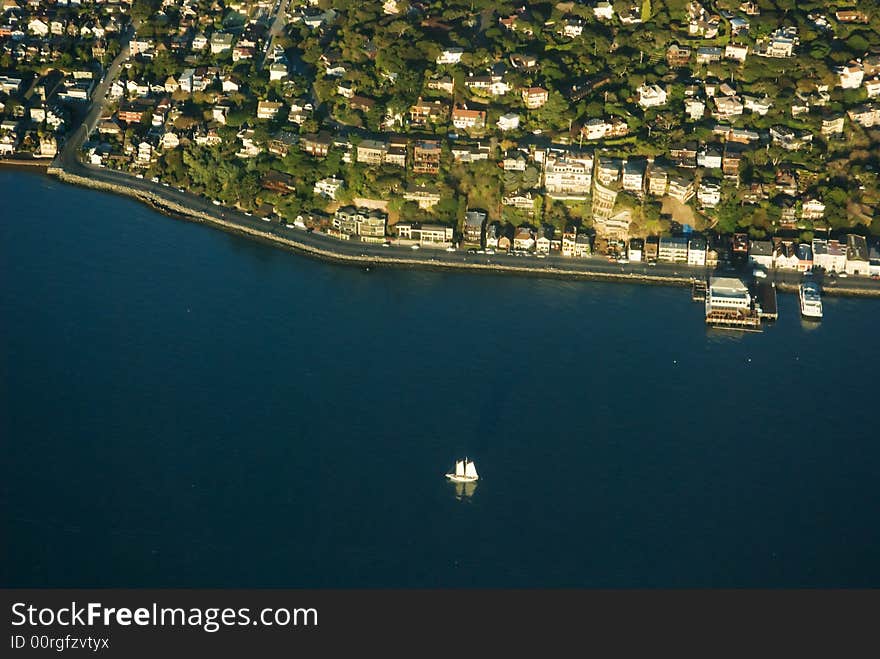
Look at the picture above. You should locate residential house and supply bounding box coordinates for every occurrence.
[637,84,667,108]
[561,228,578,257]
[845,234,870,276]
[463,210,487,245]
[409,98,448,127]
[513,226,535,251]
[666,173,695,203]
[356,139,388,165]
[622,159,645,193]
[797,243,813,272]
[645,236,660,262]
[646,162,668,196]
[666,45,692,67]
[591,180,618,223]
[593,2,614,20]
[685,98,705,121]
[687,236,707,267]
[452,106,487,130]
[521,87,549,109]
[748,240,774,268]
[436,48,464,65]
[497,113,520,131]
[697,180,721,207]
[628,238,644,262]
[256,101,282,120]
[502,191,535,210]
[403,185,442,210]
[543,154,593,198]
[209,32,234,55]
[350,96,376,113]
[772,239,799,270]
[412,140,442,174]
[261,170,296,196]
[836,61,864,89]
[812,238,847,272]
[725,43,748,63]
[696,47,722,64]
[314,177,343,199]
[301,132,332,158]
[800,198,825,221]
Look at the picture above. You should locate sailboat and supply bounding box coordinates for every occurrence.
[446,458,479,483]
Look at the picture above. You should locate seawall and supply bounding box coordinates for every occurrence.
[42,167,880,297]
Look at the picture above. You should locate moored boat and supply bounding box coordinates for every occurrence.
[799,280,823,319]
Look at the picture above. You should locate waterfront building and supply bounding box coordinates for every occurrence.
[658,236,689,263]
[812,238,847,272]
[513,226,535,251]
[845,234,870,276]
[561,228,578,257]
[772,239,800,270]
[706,277,752,317]
[395,223,454,246]
[463,210,487,245]
[687,236,707,266]
[628,238,643,262]
[748,240,774,268]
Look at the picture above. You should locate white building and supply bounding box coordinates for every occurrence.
[497,113,521,131]
[707,277,751,311]
[697,181,721,207]
[687,237,707,266]
[685,98,705,120]
[637,84,667,108]
[593,2,614,20]
[314,177,343,199]
[836,61,865,89]
[436,48,464,65]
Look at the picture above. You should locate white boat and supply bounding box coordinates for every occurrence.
[446,458,478,483]
[799,280,823,319]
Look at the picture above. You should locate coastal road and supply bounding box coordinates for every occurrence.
[51,155,880,295]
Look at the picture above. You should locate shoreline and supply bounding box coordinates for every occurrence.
[0,157,51,170]
[11,165,877,298]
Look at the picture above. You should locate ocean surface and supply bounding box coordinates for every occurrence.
[1,171,879,587]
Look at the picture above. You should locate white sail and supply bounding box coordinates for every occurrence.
[455,460,465,477]
[464,460,478,479]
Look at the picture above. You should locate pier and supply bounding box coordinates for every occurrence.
[691,278,707,301]
[754,282,778,321]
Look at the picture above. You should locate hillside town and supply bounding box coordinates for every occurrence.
[2,0,880,276]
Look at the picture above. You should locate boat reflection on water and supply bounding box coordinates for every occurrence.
[453,480,478,501]
[800,318,821,331]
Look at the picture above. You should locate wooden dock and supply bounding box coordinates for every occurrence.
[705,308,763,330]
[754,282,778,320]
[691,278,707,301]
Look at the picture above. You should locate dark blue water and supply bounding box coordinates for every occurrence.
[2,171,879,587]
